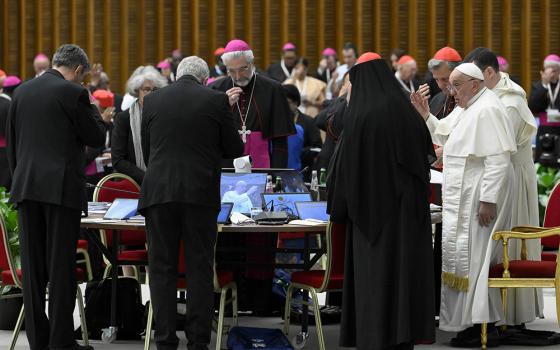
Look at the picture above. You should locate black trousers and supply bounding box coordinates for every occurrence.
[18,200,81,350]
[145,202,218,350]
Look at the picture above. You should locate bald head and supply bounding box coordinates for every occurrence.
[34,55,50,75]
[448,70,484,108]
[398,60,417,82]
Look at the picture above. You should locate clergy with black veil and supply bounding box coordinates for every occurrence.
[328,56,436,350]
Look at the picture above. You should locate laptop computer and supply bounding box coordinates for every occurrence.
[217,202,234,224]
[261,193,313,217]
[103,198,139,220]
[220,172,267,214]
[295,201,330,222]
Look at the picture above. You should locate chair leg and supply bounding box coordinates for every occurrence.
[309,288,326,350]
[283,285,294,335]
[76,285,89,346]
[103,264,111,279]
[9,304,24,350]
[481,323,487,350]
[555,283,560,328]
[500,288,508,331]
[216,288,228,350]
[77,249,93,281]
[144,301,154,350]
[232,284,238,326]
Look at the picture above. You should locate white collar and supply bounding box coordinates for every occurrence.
[0,93,11,101]
[465,87,487,109]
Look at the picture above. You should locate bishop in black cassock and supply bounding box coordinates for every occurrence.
[328,57,436,350]
[210,39,295,169]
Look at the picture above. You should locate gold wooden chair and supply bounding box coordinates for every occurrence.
[482,225,560,349]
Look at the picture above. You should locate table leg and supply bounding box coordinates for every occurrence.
[301,233,310,335]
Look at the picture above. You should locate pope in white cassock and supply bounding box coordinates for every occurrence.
[463,47,543,326]
[412,63,517,338]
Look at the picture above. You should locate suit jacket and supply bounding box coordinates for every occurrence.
[0,96,11,189]
[139,75,244,211]
[6,69,107,210]
[111,109,145,185]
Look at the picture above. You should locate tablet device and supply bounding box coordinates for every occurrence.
[217,202,234,224]
[261,193,313,216]
[103,198,138,220]
[295,201,330,222]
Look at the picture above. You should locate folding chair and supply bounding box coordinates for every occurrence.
[283,222,345,350]
[93,173,147,280]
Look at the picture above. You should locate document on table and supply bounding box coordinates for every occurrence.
[289,219,327,226]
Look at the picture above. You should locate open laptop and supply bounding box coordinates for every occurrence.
[220,172,267,214]
[103,198,139,220]
[261,193,313,217]
[217,202,234,224]
[295,201,330,222]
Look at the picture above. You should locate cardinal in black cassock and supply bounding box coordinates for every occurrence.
[328,57,436,349]
[210,39,295,169]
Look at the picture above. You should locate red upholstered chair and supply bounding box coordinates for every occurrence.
[283,222,345,350]
[76,239,93,280]
[483,224,560,350]
[0,212,90,349]
[542,183,560,261]
[143,242,238,350]
[93,173,147,280]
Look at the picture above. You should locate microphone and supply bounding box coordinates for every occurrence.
[85,182,140,195]
[298,166,311,175]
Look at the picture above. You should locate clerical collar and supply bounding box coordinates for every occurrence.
[465,87,487,109]
[0,93,11,101]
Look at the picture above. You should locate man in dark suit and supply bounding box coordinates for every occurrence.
[139,56,244,350]
[6,44,107,350]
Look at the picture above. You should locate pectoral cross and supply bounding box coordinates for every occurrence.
[238,125,251,143]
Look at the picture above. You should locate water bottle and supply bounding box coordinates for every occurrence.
[265,175,274,193]
[274,176,284,193]
[319,168,327,185]
[310,170,319,200]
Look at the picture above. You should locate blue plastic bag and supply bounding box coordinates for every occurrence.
[227,326,293,350]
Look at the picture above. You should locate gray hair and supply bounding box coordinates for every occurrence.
[176,56,210,82]
[221,50,255,66]
[127,67,168,97]
[428,59,461,72]
[52,44,90,72]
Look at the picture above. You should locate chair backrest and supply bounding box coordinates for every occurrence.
[0,214,21,288]
[543,182,560,249]
[319,222,346,292]
[93,173,145,247]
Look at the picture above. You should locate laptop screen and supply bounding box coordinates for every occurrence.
[295,201,330,222]
[261,193,313,216]
[217,202,233,224]
[103,198,138,220]
[220,173,267,214]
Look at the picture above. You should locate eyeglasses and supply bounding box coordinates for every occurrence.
[447,78,476,93]
[140,87,158,93]
[227,65,252,75]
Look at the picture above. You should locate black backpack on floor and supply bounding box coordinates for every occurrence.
[81,277,145,340]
